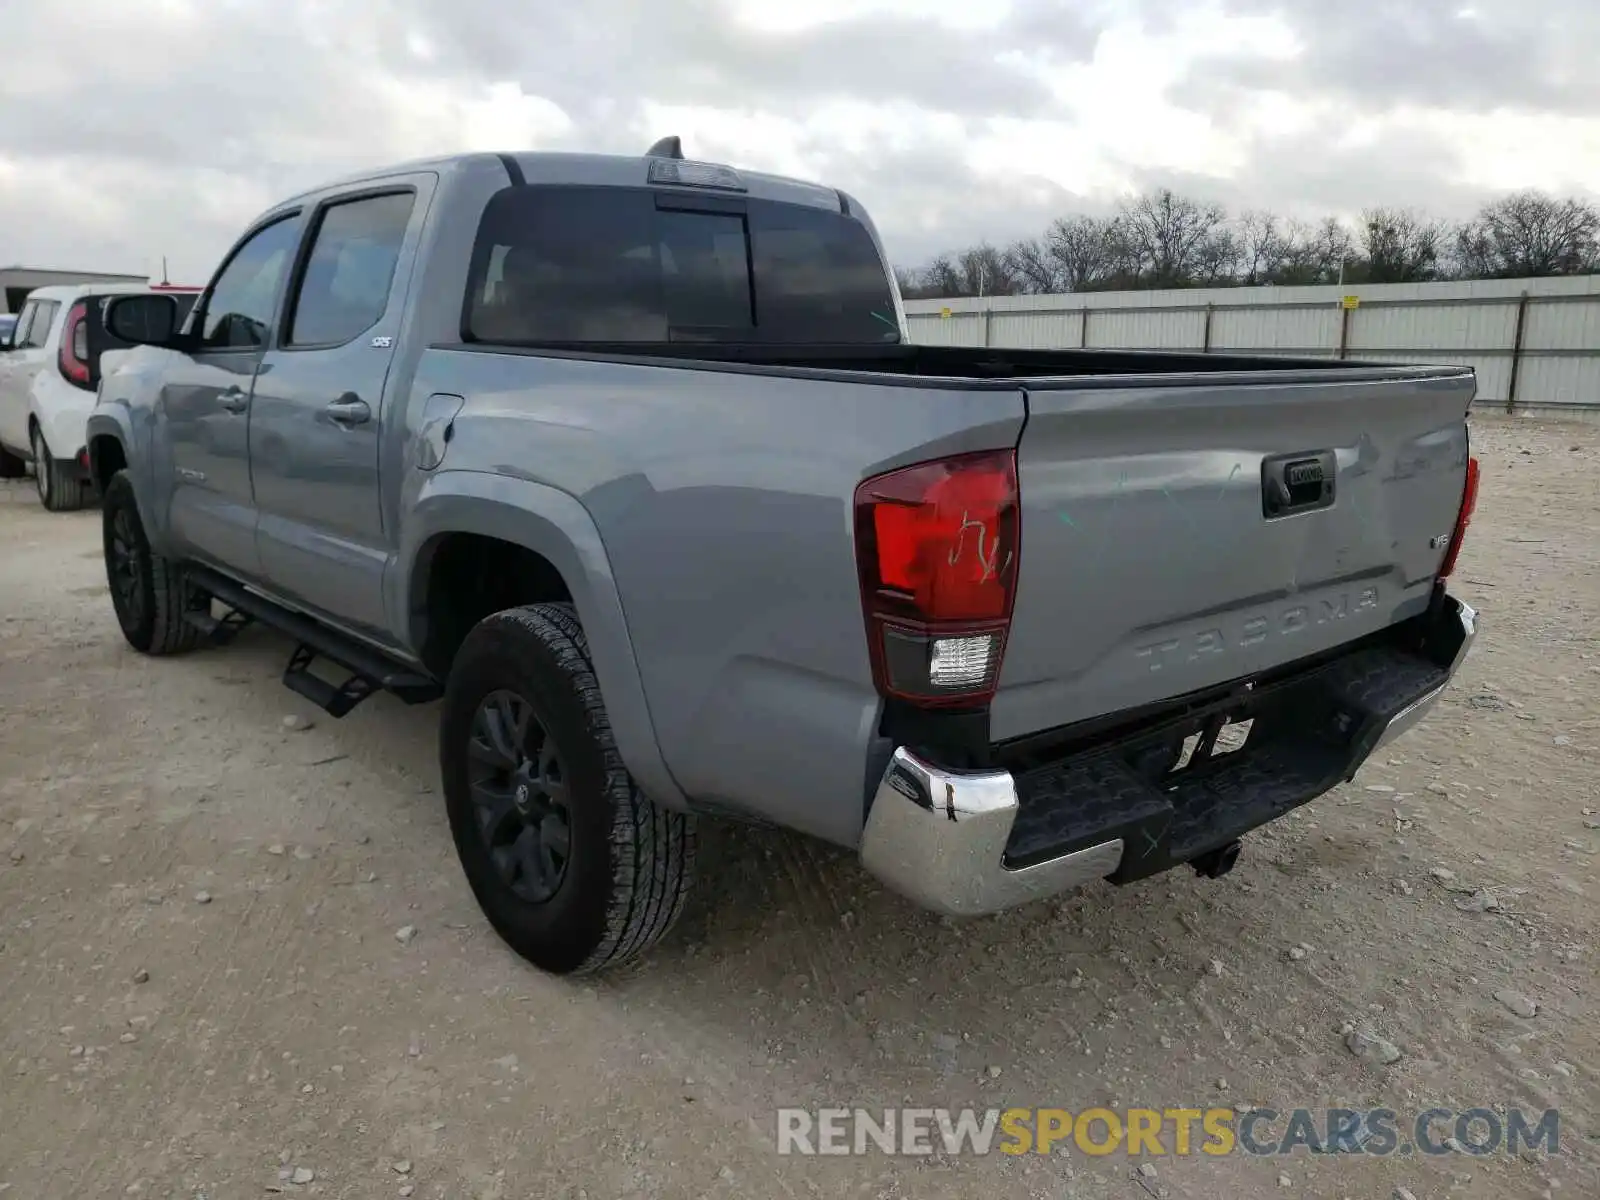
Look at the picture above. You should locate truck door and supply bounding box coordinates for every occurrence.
[163,214,304,575]
[248,179,429,639]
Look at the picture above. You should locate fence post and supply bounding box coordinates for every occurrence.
[981,304,992,348]
[1337,301,1352,360]
[1202,302,1214,353]
[1506,290,1530,413]
[1079,308,1089,349]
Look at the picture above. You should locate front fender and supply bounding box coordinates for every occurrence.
[84,408,128,474]
[88,360,177,555]
[392,469,688,810]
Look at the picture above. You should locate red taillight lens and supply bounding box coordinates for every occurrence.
[58,301,91,388]
[1437,455,1479,579]
[854,449,1020,707]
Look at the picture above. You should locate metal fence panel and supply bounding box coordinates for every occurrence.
[903,276,1600,412]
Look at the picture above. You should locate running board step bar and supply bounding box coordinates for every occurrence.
[184,606,255,646]
[186,566,442,717]
[283,643,378,719]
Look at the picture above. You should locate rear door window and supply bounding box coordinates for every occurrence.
[8,303,36,347]
[464,185,898,346]
[18,300,59,349]
[285,191,415,347]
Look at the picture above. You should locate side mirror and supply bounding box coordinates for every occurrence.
[105,293,184,347]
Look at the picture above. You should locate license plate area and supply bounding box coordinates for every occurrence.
[1165,715,1255,780]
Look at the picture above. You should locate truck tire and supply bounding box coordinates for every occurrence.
[32,426,91,512]
[440,602,695,975]
[101,470,205,656]
[0,443,25,479]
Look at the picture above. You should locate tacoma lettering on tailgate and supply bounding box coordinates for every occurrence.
[1134,587,1380,672]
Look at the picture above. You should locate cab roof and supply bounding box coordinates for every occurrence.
[271,144,852,220]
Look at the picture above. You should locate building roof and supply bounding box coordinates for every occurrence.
[0,266,149,280]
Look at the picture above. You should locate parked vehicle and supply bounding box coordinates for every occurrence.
[0,283,200,507]
[0,312,16,347]
[88,142,1481,976]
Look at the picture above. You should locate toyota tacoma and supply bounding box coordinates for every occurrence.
[87,139,1481,975]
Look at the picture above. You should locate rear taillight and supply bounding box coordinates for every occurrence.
[1437,455,1479,580]
[58,301,91,389]
[853,449,1020,707]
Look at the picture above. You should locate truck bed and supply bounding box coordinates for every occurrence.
[442,338,1452,385]
[415,341,1474,849]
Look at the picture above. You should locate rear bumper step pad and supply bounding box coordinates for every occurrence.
[1006,622,1461,882]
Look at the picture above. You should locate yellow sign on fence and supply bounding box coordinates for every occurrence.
[940,306,953,318]
[1342,295,1360,310]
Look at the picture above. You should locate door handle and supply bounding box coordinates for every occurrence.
[324,394,371,426]
[217,387,248,414]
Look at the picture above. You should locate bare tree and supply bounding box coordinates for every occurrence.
[1194,228,1242,286]
[1004,237,1063,294]
[1273,217,1356,285]
[1040,215,1127,291]
[917,255,967,297]
[1117,189,1231,288]
[1235,211,1290,285]
[897,190,1600,299]
[895,246,1025,298]
[1454,191,1600,278]
[956,243,1025,297]
[892,266,927,299]
[1358,207,1446,283]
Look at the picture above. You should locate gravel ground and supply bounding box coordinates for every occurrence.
[0,414,1595,1200]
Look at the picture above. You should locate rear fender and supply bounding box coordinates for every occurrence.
[394,469,687,810]
[31,374,95,469]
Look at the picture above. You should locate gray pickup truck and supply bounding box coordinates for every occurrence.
[88,140,1481,975]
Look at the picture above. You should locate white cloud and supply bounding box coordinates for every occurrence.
[0,0,1597,284]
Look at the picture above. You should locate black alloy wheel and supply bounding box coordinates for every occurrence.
[467,689,573,904]
[98,470,204,655]
[439,603,695,975]
[106,502,147,634]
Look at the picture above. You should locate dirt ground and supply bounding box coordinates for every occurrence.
[0,414,1595,1200]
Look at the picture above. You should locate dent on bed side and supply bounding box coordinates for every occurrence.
[394,470,690,810]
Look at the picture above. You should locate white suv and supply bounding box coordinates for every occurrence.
[0,283,199,510]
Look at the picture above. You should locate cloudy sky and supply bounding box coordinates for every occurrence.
[2,0,1597,283]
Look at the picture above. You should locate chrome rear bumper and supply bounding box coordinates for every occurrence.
[860,594,1477,917]
[1372,597,1477,753]
[860,747,1124,916]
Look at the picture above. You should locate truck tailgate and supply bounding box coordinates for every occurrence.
[991,367,1475,742]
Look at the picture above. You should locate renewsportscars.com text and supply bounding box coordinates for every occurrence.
[775,1106,1561,1158]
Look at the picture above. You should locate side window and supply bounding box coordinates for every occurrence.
[199,217,302,351]
[20,300,59,348]
[9,302,37,348]
[747,203,900,343]
[286,192,415,347]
